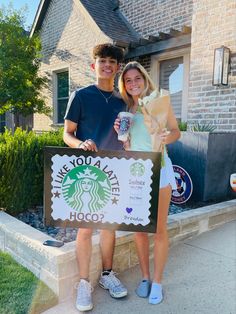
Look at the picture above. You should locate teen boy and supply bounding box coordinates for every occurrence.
[63,43,127,312]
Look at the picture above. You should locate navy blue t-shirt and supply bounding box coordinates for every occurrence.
[64,85,126,150]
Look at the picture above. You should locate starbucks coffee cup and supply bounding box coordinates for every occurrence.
[117,112,134,141]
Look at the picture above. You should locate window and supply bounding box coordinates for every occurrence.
[159,57,183,119]
[54,70,69,124]
[151,49,190,121]
[0,114,5,133]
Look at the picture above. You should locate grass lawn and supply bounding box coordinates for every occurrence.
[0,251,58,314]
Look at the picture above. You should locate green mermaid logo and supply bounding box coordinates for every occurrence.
[62,165,111,212]
[130,162,145,177]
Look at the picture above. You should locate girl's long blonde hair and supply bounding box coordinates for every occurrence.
[118,61,156,110]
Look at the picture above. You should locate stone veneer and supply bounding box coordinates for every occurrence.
[0,199,235,302]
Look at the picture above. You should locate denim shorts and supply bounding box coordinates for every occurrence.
[159,155,177,190]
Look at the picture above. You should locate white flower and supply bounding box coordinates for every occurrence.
[138,89,159,108]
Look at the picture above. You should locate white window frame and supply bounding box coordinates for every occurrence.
[0,113,6,133]
[150,48,190,122]
[52,65,70,125]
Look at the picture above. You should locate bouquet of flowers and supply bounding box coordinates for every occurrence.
[138,89,171,166]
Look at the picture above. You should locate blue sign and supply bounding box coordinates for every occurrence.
[171,165,193,204]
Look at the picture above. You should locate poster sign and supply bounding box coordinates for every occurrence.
[44,147,161,233]
[171,165,193,204]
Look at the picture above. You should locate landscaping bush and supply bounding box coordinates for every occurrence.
[178,121,187,131]
[0,128,65,215]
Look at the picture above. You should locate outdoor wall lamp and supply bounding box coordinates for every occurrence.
[212,46,230,86]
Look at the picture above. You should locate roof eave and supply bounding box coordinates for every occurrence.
[30,0,51,37]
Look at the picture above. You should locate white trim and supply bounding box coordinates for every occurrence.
[150,48,190,122]
[30,0,45,37]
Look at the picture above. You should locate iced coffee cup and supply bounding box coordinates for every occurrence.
[117,112,134,141]
[230,173,236,192]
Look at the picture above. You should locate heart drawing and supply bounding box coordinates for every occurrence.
[126,207,133,214]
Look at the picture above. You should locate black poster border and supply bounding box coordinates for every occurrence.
[44,146,161,233]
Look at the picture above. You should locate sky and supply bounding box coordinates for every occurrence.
[0,0,40,28]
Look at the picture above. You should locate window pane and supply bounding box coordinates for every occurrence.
[0,114,5,133]
[159,57,183,118]
[57,99,68,124]
[57,72,69,98]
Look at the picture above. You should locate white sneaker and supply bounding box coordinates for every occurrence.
[99,271,128,298]
[75,279,93,311]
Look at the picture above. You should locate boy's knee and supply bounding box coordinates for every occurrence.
[100,229,115,237]
[135,232,148,240]
[77,228,93,241]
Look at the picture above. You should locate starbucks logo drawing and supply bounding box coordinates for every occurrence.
[51,155,153,226]
[62,166,111,213]
[130,162,145,177]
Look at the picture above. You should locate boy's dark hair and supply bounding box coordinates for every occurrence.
[93,43,124,63]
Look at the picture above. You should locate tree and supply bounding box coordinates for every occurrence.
[0,5,50,128]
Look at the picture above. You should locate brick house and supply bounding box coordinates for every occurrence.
[20,0,235,132]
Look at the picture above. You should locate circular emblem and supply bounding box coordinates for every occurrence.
[130,162,145,176]
[120,117,131,134]
[171,165,193,204]
[62,165,111,212]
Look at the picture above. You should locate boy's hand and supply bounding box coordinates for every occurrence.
[78,139,98,152]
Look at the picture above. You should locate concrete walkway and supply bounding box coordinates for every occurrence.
[43,220,236,314]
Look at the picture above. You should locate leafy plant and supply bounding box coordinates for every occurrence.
[178,121,187,131]
[0,6,50,128]
[189,123,216,132]
[0,128,65,214]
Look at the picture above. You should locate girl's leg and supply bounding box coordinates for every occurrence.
[149,184,171,304]
[153,184,172,283]
[135,185,171,282]
[134,232,151,297]
[134,232,150,279]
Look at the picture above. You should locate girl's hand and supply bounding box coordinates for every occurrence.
[114,117,131,149]
[114,117,121,134]
[159,128,170,144]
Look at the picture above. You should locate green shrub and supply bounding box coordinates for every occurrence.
[178,121,187,131]
[0,128,65,215]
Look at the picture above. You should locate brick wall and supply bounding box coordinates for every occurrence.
[188,0,236,131]
[34,0,110,131]
[126,55,152,74]
[119,0,193,38]
[137,55,152,74]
